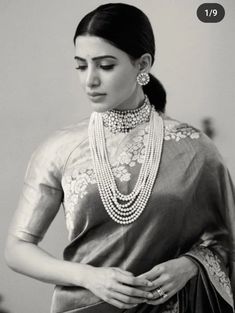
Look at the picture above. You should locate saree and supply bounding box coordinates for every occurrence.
[9,111,235,312]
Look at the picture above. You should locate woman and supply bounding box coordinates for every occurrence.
[5,3,235,313]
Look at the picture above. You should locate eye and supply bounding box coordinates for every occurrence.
[99,64,115,70]
[75,65,87,71]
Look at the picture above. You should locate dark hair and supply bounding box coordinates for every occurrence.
[73,3,166,112]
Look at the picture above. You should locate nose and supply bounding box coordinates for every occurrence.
[86,66,100,88]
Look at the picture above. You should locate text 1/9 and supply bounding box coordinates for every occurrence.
[205,9,217,17]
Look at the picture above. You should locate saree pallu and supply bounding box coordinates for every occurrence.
[9,112,235,312]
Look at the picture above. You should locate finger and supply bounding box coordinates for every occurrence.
[108,298,138,310]
[115,283,154,300]
[149,274,169,290]
[137,266,163,281]
[111,291,146,305]
[118,273,153,288]
[115,268,134,276]
[146,285,175,305]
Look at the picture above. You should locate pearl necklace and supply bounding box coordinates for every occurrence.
[88,98,164,224]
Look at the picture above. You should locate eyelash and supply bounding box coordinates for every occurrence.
[75,65,115,71]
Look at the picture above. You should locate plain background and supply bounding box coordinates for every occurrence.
[0,1,235,312]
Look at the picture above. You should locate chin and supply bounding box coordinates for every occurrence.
[90,103,110,113]
[90,101,115,113]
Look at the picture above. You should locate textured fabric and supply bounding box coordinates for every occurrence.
[10,111,235,312]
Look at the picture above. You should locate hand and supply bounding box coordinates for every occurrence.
[137,257,198,305]
[84,266,155,309]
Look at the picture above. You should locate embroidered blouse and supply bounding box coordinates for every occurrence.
[9,111,235,313]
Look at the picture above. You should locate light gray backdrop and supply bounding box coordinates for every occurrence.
[0,1,235,312]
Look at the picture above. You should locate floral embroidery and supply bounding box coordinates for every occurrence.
[63,119,201,234]
[112,166,131,182]
[115,136,146,168]
[64,121,200,191]
[186,246,233,301]
[62,168,97,234]
[162,299,178,313]
[165,123,200,142]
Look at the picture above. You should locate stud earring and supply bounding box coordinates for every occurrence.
[136,72,150,86]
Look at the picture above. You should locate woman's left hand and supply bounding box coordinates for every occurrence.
[137,256,198,305]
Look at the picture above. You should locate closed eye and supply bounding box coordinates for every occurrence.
[75,64,115,71]
[99,64,115,70]
[75,65,87,71]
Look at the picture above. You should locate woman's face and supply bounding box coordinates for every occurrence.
[74,36,140,112]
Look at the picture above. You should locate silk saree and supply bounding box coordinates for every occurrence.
[10,111,235,312]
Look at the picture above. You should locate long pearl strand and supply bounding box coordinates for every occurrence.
[88,100,164,224]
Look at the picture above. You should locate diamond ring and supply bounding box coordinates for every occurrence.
[152,287,167,299]
[157,287,167,298]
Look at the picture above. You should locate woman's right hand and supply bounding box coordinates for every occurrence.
[83,266,154,309]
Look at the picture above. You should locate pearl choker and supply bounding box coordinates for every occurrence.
[101,95,151,133]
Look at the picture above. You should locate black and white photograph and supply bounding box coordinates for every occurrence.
[1,1,235,312]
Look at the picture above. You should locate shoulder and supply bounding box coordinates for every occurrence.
[162,114,201,142]
[28,117,90,172]
[49,117,89,152]
[162,114,223,165]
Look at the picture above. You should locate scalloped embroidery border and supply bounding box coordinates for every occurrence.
[185,246,233,307]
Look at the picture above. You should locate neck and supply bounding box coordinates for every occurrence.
[115,87,145,112]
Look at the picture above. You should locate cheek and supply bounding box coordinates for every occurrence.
[108,70,136,92]
[77,73,86,89]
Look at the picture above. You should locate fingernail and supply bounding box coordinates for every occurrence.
[148,293,153,299]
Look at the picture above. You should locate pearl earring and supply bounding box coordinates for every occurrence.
[137,72,150,86]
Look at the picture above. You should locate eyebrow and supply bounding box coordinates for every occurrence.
[74,55,117,61]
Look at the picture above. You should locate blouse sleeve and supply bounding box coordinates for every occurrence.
[9,135,64,244]
[182,136,235,311]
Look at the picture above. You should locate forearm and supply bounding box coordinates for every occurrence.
[5,235,90,287]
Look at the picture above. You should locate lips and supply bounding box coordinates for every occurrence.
[87,92,106,97]
[87,92,107,103]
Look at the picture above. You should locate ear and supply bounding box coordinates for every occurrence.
[137,53,152,73]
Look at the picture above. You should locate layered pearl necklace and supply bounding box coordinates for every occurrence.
[88,96,164,224]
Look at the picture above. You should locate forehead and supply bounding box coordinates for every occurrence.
[75,36,128,60]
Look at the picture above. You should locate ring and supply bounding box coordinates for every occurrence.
[152,288,161,299]
[156,287,167,298]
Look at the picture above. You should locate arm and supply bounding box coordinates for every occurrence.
[5,135,154,310]
[4,234,89,287]
[5,234,154,309]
